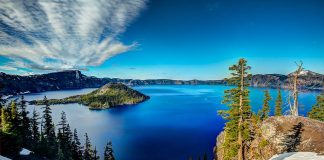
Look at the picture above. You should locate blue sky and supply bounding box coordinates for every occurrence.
[0,0,323,79]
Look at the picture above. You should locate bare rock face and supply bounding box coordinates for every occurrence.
[214,116,324,160]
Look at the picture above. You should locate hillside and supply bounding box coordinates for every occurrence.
[29,83,150,109]
[214,116,324,160]
[251,70,323,90]
[0,70,323,95]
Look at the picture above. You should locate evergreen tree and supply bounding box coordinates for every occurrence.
[18,96,32,148]
[218,58,252,160]
[8,101,19,135]
[104,141,115,160]
[84,133,94,160]
[72,129,83,160]
[93,146,100,160]
[57,111,73,159]
[30,108,41,151]
[1,107,10,133]
[40,96,57,158]
[260,90,271,121]
[57,145,65,160]
[275,89,283,116]
[308,94,324,121]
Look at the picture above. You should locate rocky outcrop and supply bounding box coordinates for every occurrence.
[214,116,324,160]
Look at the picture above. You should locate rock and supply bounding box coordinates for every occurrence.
[214,116,324,160]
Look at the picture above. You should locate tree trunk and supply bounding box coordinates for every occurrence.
[238,63,244,160]
[293,73,298,116]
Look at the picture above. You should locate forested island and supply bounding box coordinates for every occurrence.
[30,83,149,109]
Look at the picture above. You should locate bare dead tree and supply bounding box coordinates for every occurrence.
[288,61,303,116]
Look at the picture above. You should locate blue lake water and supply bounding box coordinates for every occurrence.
[17,85,319,160]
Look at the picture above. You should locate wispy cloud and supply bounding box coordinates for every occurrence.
[0,0,146,72]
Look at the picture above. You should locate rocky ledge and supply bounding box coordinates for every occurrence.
[214,116,324,160]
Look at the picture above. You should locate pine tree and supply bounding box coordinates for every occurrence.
[57,145,65,160]
[308,94,324,121]
[93,146,100,160]
[18,96,32,148]
[40,96,57,158]
[1,107,10,133]
[104,141,115,160]
[84,133,94,160]
[260,90,271,121]
[72,129,83,160]
[275,89,283,116]
[57,111,73,159]
[30,108,41,151]
[9,101,19,135]
[218,58,252,160]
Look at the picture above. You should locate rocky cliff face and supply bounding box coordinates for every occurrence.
[214,116,324,160]
[251,70,323,90]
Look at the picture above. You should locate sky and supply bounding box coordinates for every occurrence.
[0,0,323,80]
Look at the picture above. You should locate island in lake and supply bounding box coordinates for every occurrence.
[29,83,150,109]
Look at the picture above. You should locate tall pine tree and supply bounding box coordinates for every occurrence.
[104,141,115,160]
[30,108,40,151]
[275,89,283,116]
[308,94,324,121]
[84,133,95,160]
[18,96,32,148]
[260,90,271,121]
[72,129,83,160]
[57,111,73,159]
[40,96,57,159]
[219,58,252,160]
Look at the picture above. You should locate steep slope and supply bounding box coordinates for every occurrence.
[214,116,324,160]
[30,83,150,109]
[251,70,323,90]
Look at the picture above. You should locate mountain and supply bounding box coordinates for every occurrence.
[0,70,224,95]
[251,70,323,90]
[30,83,149,109]
[0,70,323,95]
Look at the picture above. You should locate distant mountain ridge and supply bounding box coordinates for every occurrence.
[0,70,323,95]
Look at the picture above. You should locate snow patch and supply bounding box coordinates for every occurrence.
[269,152,324,160]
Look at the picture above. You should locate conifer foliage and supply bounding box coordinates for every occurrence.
[0,95,115,160]
[104,141,115,160]
[275,89,283,116]
[308,94,324,121]
[219,58,252,160]
[260,90,271,121]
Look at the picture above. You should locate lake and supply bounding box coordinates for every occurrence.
[16,85,319,160]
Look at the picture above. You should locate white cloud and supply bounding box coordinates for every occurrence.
[0,65,18,71]
[0,0,146,72]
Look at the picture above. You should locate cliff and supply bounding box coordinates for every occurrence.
[251,70,323,90]
[214,116,324,160]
